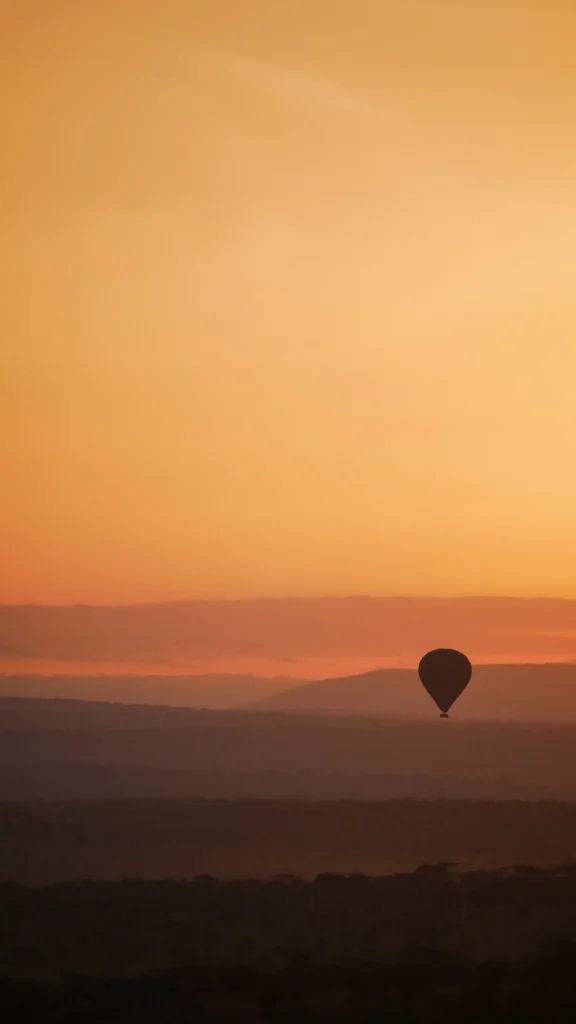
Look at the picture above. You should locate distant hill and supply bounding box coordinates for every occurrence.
[0,673,294,709]
[6,663,576,722]
[0,764,555,802]
[0,696,267,730]
[4,695,576,801]
[245,663,576,721]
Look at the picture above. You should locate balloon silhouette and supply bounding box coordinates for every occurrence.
[418,649,472,718]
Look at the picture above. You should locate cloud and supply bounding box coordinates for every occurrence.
[2,598,576,665]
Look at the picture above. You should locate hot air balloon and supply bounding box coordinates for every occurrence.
[418,648,472,718]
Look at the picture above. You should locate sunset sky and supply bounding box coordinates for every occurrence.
[2,0,576,608]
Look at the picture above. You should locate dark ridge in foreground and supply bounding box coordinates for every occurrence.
[3,868,576,1001]
[3,953,576,1022]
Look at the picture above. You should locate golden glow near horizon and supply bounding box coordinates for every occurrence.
[2,1,576,603]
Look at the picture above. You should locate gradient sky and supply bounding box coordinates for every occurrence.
[2,0,576,604]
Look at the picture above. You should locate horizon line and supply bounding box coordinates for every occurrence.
[3,594,576,610]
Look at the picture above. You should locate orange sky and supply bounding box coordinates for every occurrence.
[2,0,576,605]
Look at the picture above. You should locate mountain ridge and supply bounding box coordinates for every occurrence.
[244,662,576,721]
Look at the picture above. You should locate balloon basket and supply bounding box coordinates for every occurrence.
[440,712,449,718]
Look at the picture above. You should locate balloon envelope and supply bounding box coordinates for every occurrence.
[418,649,472,716]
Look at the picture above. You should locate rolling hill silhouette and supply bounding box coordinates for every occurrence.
[4,663,576,721]
[244,663,576,721]
[0,673,294,709]
[5,689,576,803]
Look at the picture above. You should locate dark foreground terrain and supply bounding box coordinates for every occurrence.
[3,869,576,1020]
[2,799,576,882]
[4,866,576,977]
[3,955,576,1022]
